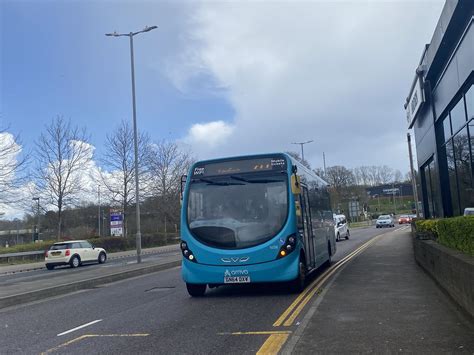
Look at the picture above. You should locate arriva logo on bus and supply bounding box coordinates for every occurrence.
[224,269,249,277]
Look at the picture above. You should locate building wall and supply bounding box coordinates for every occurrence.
[411,1,474,218]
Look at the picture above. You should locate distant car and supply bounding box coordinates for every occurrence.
[398,215,411,224]
[463,207,474,216]
[334,214,350,241]
[376,215,394,228]
[45,240,107,270]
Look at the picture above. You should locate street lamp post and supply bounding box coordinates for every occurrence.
[291,140,314,163]
[32,197,40,241]
[106,25,157,264]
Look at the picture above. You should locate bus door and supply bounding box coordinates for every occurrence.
[300,186,316,269]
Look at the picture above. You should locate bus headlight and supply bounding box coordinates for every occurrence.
[180,240,197,263]
[277,234,297,259]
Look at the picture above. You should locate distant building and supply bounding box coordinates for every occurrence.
[366,183,413,198]
[405,0,473,218]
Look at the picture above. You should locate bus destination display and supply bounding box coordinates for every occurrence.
[192,157,287,177]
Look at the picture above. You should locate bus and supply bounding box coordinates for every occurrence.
[180,153,336,297]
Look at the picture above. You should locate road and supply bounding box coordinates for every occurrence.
[0,226,406,354]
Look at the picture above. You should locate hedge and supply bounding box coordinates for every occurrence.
[415,219,439,239]
[415,217,474,256]
[437,216,474,256]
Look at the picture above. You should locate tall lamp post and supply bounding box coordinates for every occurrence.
[291,140,313,163]
[106,25,157,263]
[32,197,40,241]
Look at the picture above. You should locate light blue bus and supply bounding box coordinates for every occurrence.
[180,153,336,297]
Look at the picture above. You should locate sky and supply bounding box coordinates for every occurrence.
[0,0,445,218]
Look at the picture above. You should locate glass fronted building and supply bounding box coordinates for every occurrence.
[406,0,473,218]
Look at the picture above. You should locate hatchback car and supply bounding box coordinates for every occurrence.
[334,214,350,241]
[45,240,107,270]
[398,215,411,224]
[376,215,394,228]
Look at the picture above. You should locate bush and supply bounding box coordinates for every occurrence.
[437,216,474,256]
[415,219,439,239]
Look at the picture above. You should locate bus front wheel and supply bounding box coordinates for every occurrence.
[289,258,306,293]
[186,283,206,297]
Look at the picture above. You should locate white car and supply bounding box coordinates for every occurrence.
[334,214,350,241]
[45,240,107,270]
[376,215,394,228]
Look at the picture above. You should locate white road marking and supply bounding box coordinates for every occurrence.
[57,319,102,337]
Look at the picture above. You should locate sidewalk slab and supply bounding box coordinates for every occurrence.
[289,229,474,353]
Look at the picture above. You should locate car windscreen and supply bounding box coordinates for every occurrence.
[379,216,390,220]
[49,243,70,250]
[187,173,288,249]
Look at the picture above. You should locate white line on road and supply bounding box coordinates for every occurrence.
[57,319,102,337]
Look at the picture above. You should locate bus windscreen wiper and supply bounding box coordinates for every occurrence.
[192,178,244,186]
[230,175,283,184]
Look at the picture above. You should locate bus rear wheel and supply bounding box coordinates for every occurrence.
[289,258,306,293]
[186,283,206,297]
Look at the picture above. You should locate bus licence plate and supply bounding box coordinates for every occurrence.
[224,276,250,284]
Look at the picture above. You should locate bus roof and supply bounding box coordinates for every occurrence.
[190,153,330,187]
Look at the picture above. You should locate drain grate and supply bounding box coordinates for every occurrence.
[145,286,176,292]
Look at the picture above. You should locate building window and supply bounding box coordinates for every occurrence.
[443,116,452,142]
[445,140,461,216]
[454,127,473,212]
[422,159,440,218]
[450,97,467,135]
[467,84,473,121]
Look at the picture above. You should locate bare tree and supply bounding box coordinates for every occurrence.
[148,140,193,197]
[99,120,151,237]
[0,128,28,205]
[146,141,193,233]
[325,166,355,189]
[393,169,403,183]
[378,165,394,184]
[35,116,92,240]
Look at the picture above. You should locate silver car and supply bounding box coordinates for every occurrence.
[376,215,394,228]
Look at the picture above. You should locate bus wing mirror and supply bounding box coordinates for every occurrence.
[291,175,301,195]
[180,175,187,201]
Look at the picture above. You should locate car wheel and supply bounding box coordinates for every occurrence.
[289,257,307,293]
[70,255,80,268]
[336,233,340,242]
[46,264,54,270]
[346,230,350,240]
[98,252,107,264]
[186,283,206,297]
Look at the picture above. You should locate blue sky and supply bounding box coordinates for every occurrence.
[1,0,234,159]
[1,0,445,172]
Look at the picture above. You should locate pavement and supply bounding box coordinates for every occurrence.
[284,228,474,353]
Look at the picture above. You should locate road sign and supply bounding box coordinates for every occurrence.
[110,209,123,237]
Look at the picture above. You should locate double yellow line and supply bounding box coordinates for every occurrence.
[274,234,382,327]
[256,234,383,354]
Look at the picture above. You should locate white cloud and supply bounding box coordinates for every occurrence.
[170,1,444,171]
[184,120,235,150]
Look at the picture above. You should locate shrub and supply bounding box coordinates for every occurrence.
[415,219,439,239]
[437,216,474,256]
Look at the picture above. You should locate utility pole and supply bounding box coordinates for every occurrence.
[106,25,158,263]
[98,185,101,237]
[323,151,327,175]
[32,197,40,241]
[407,133,420,218]
[291,140,313,163]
